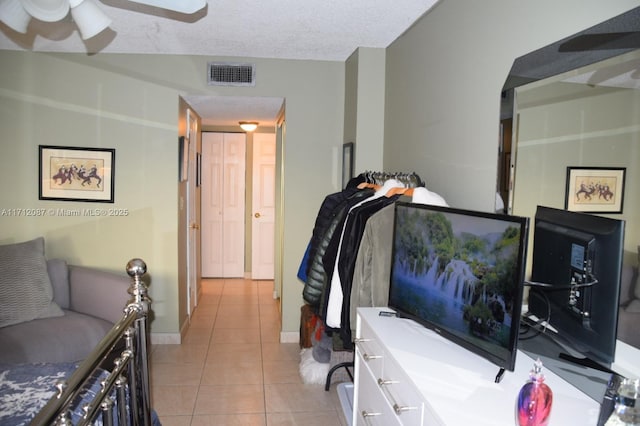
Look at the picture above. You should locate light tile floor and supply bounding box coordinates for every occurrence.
[150,278,349,426]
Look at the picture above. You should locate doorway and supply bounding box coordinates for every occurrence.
[180,95,285,313]
[201,131,246,277]
[200,130,277,280]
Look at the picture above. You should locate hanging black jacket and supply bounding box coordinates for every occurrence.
[302,188,374,308]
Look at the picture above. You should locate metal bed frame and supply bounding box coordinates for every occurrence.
[30,258,152,426]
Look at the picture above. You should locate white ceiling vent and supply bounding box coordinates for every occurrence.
[207,62,256,86]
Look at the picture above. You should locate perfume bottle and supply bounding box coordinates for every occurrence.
[517,358,553,426]
[605,378,640,426]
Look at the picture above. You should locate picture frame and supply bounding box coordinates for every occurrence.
[342,142,354,189]
[565,167,626,213]
[39,145,115,203]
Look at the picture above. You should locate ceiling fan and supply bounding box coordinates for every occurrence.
[123,0,206,14]
[0,0,206,40]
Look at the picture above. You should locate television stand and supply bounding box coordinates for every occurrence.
[351,307,599,425]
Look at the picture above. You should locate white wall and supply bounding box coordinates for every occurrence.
[383,0,640,211]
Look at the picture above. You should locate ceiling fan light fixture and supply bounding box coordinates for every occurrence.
[239,121,259,132]
[70,0,111,40]
[126,0,207,14]
[21,0,69,22]
[0,0,31,33]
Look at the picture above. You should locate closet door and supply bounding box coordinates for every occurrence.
[251,133,276,279]
[201,132,246,277]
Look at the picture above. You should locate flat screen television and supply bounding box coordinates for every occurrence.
[527,205,625,367]
[388,202,530,378]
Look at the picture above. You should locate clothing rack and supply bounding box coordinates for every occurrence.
[318,170,425,391]
[360,170,425,188]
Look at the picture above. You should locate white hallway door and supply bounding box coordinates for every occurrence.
[186,111,199,315]
[201,132,246,277]
[251,133,276,280]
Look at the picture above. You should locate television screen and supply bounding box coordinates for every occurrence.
[388,202,529,373]
[527,205,625,367]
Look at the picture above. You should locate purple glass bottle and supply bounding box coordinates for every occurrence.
[517,358,553,426]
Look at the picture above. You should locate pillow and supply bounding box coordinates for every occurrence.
[0,237,64,328]
[47,258,70,309]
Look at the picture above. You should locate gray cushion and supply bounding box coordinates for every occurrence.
[0,310,112,364]
[0,237,63,328]
[68,266,129,324]
[620,264,635,306]
[47,258,70,309]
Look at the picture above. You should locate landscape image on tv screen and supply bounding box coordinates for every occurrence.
[389,204,525,362]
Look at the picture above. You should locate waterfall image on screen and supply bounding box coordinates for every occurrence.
[389,203,528,370]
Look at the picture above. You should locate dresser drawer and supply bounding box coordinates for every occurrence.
[355,361,400,426]
[355,320,385,378]
[379,353,424,425]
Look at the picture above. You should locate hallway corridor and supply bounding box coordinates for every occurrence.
[150,278,349,425]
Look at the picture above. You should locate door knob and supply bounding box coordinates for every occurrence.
[254,212,261,218]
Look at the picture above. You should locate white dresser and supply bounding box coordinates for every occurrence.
[352,307,601,425]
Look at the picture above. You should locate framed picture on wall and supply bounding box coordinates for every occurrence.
[342,142,354,189]
[39,145,115,203]
[565,166,626,213]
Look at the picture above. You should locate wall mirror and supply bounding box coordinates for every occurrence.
[497,7,640,351]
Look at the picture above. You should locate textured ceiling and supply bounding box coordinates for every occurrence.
[0,0,440,127]
[0,0,439,60]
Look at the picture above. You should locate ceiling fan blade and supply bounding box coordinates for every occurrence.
[127,0,206,14]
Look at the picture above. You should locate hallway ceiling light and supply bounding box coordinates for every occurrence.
[239,121,258,132]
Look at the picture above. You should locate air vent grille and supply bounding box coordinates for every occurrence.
[207,62,255,86]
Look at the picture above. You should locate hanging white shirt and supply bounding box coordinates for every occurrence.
[325,179,403,328]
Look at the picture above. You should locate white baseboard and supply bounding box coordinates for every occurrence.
[150,333,181,345]
[280,331,299,343]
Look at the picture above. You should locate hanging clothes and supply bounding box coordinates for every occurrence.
[299,171,429,341]
[324,179,403,329]
[301,182,374,308]
[348,187,449,337]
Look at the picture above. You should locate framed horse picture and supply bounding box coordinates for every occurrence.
[565,167,625,214]
[39,145,115,203]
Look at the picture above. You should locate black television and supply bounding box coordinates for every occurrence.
[388,202,530,378]
[526,205,625,368]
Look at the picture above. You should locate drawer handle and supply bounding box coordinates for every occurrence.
[393,404,418,415]
[362,411,382,418]
[354,338,372,343]
[363,353,382,361]
[377,378,399,386]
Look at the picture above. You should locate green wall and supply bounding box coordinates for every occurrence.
[514,81,640,264]
[383,0,640,211]
[2,0,639,341]
[0,51,345,336]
